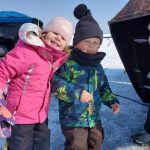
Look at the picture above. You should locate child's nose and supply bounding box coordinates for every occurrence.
[89,43,94,48]
[56,35,62,40]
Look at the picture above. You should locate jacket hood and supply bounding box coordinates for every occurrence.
[18,23,70,62]
[19,23,45,47]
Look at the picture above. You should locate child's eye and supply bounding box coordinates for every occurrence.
[54,32,58,36]
[54,32,65,40]
[83,40,90,43]
[94,42,99,45]
[61,36,65,41]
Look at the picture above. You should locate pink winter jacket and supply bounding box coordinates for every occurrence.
[0,23,69,124]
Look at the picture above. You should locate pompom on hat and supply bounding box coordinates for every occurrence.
[42,17,73,45]
[73,4,103,45]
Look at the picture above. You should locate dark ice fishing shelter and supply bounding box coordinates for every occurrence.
[109,0,150,103]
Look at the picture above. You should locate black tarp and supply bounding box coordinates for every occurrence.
[109,0,150,103]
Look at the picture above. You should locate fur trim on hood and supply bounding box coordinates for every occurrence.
[19,23,45,47]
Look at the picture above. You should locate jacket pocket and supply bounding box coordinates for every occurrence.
[6,92,21,114]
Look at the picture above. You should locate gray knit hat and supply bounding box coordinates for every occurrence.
[73,4,103,45]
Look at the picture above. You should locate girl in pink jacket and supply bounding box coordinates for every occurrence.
[0,17,73,150]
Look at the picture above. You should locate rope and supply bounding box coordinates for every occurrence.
[114,93,149,107]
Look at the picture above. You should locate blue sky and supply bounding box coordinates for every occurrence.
[1,0,129,33]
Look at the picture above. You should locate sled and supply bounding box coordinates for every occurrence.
[109,0,150,103]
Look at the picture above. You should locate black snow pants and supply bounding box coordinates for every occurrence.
[7,118,50,150]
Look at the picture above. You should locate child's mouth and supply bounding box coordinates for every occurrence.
[51,40,60,47]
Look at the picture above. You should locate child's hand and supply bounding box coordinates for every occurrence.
[0,105,12,118]
[80,90,93,103]
[111,103,120,114]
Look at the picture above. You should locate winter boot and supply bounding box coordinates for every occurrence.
[132,131,150,146]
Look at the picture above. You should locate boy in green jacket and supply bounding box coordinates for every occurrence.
[52,4,120,150]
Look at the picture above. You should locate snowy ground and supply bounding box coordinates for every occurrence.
[0,37,149,150]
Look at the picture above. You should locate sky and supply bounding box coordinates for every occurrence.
[0,0,129,33]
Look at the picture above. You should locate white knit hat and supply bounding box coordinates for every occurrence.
[42,17,73,44]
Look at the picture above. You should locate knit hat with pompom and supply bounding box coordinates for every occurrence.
[73,4,103,45]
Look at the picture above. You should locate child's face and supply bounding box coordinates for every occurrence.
[44,32,67,51]
[75,37,100,54]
